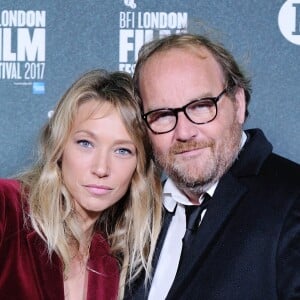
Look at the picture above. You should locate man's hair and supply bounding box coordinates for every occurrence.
[134,33,252,118]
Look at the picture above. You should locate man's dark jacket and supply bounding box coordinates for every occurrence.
[125,128,300,300]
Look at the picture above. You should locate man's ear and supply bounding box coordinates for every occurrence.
[234,87,246,124]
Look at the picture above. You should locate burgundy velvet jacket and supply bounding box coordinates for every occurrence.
[0,179,119,300]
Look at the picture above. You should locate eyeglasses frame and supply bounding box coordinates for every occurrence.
[142,88,228,134]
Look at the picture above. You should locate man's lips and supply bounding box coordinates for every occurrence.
[173,148,208,159]
[174,146,206,154]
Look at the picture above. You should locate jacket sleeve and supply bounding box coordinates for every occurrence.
[277,193,300,299]
[0,179,21,248]
[0,181,5,246]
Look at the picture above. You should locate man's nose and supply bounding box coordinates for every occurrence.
[173,112,198,141]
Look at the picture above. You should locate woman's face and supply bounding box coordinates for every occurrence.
[61,99,137,226]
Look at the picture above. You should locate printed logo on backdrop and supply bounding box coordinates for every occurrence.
[278,0,300,45]
[124,0,137,9]
[0,10,46,94]
[119,1,188,74]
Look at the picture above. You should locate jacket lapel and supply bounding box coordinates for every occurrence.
[86,233,119,300]
[26,231,64,300]
[167,129,273,297]
[167,173,248,296]
[195,173,248,258]
[124,208,174,299]
[152,207,175,270]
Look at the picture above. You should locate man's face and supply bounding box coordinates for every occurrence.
[138,47,246,201]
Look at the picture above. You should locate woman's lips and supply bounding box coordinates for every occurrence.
[84,184,113,195]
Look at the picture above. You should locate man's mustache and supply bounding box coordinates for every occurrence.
[170,140,214,155]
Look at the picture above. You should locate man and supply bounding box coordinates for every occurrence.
[126,33,300,299]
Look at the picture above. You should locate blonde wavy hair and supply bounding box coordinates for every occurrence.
[18,69,162,298]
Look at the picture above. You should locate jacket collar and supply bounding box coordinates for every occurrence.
[231,128,272,176]
[26,231,64,300]
[26,231,119,300]
[168,128,273,296]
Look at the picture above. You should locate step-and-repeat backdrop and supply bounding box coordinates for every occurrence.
[0,0,299,176]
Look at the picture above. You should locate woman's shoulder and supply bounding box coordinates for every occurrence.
[0,178,23,213]
[0,179,22,203]
[0,178,21,193]
[0,179,25,241]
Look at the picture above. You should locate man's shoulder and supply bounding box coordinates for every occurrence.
[235,129,299,179]
[229,129,299,201]
[262,152,299,179]
[234,147,299,191]
[266,152,299,170]
[232,149,300,207]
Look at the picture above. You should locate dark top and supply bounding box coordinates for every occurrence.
[125,128,300,300]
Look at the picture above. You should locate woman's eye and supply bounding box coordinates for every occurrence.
[77,140,93,148]
[115,148,132,155]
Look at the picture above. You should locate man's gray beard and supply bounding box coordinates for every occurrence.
[153,122,243,198]
[169,144,241,195]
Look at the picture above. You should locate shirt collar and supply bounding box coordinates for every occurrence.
[163,179,218,212]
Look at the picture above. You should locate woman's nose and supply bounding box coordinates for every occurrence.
[91,153,110,177]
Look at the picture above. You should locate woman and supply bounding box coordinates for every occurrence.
[0,70,162,299]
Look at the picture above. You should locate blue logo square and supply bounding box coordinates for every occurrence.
[33,82,45,94]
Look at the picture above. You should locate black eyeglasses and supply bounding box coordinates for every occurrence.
[142,88,228,134]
